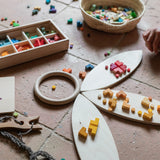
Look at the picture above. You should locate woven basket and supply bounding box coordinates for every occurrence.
[80,0,145,33]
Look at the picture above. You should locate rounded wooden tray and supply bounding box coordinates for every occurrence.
[34,71,80,105]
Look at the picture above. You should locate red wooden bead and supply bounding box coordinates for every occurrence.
[127,68,131,72]
[105,65,108,70]
[115,74,119,78]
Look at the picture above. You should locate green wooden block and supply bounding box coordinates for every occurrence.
[13,112,19,118]
[67,18,73,24]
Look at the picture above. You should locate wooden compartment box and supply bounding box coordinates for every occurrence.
[0,19,69,69]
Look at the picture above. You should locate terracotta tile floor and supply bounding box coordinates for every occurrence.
[0,0,160,159]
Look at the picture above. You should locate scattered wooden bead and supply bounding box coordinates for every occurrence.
[125,97,129,103]
[131,108,135,113]
[148,96,152,102]
[80,27,84,31]
[103,99,107,105]
[115,74,119,78]
[46,0,51,4]
[150,104,154,110]
[98,94,101,100]
[105,65,108,70]
[138,110,142,116]
[108,107,113,112]
[52,85,56,90]
[148,108,152,113]
[127,68,131,72]
[70,43,73,49]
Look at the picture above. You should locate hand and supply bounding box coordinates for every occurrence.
[143,28,160,54]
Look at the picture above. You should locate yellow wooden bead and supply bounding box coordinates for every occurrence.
[148,108,152,113]
[52,85,56,90]
[138,110,142,116]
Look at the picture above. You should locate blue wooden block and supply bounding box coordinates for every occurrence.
[85,64,94,71]
[49,8,56,13]
[118,18,123,22]
[77,21,83,27]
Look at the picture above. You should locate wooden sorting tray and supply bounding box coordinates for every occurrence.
[0,19,69,69]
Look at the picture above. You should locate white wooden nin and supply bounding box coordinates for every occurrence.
[81,50,142,91]
[72,94,119,160]
[82,90,160,125]
[0,19,69,69]
[0,77,15,114]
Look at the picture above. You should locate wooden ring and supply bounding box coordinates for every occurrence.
[34,71,80,105]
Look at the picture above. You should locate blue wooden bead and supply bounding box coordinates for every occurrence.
[46,0,51,4]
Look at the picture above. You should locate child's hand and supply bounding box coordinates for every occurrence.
[143,28,160,54]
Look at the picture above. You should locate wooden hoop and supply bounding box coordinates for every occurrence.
[34,71,80,105]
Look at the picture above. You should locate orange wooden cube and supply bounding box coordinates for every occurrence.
[116,90,127,99]
[63,68,72,73]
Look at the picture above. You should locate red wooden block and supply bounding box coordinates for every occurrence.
[115,60,123,67]
[113,67,124,75]
[120,65,127,72]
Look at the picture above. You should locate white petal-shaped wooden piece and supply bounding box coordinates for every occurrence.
[82,90,160,125]
[81,50,142,91]
[72,94,119,160]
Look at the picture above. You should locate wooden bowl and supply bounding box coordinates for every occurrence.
[80,0,145,33]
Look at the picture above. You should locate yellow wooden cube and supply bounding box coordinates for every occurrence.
[157,105,160,113]
[141,97,150,109]
[103,88,113,98]
[88,124,97,136]
[90,118,99,127]
[143,112,153,121]
[108,98,117,109]
[122,101,130,112]
[78,127,88,139]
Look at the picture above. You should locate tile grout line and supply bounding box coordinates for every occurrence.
[38,107,73,150]
[130,77,160,90]
[67,52,98,65]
